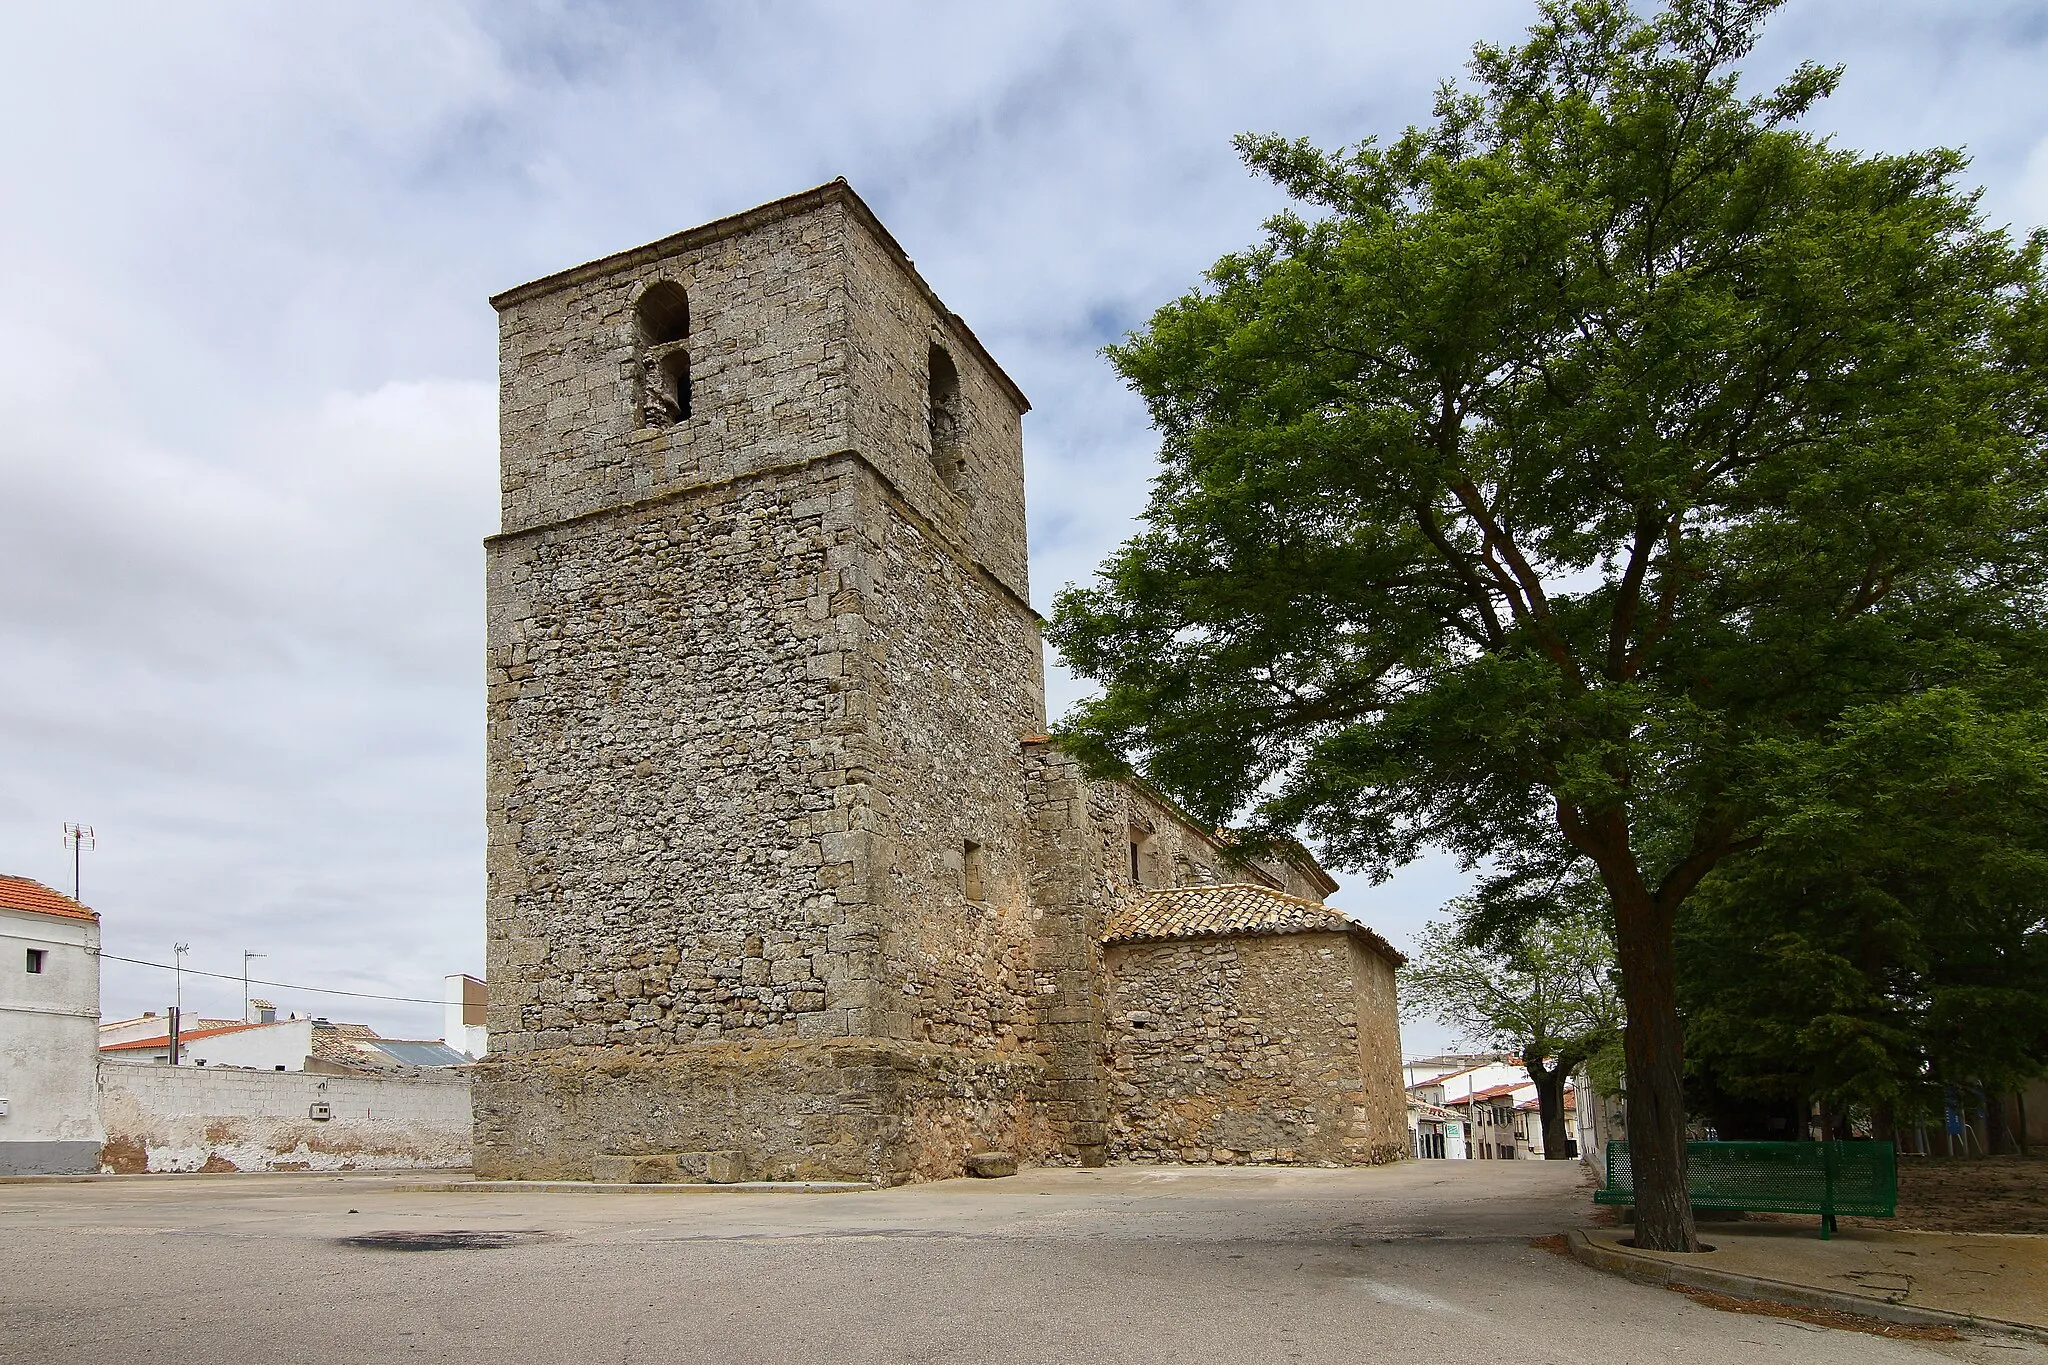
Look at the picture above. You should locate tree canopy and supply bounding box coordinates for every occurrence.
[1679,690,2048,1141]
[1048,0,2048,1250]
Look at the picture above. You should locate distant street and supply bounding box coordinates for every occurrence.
[0,1161,2036,1363]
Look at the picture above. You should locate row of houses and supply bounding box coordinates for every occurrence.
[1,872,484,1175]
[1403,1053,1620,1162]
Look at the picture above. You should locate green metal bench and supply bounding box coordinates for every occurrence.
[1593,1140,1897,1238]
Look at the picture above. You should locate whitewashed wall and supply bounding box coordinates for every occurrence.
[0,907,103,1174]
[99,1062,469,1173]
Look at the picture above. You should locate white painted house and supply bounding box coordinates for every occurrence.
[100,1017,316,1071]
[443,973,486,1059]
[0,874,104,1174]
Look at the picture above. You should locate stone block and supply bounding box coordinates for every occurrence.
[965,1151,1017,1178]
[591,1153,686,1184]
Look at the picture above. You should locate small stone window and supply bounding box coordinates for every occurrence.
[25,948,45,974]
[1127,827,1157,888]
[963,840,985,903]
[927,342,964,492]
[635,281,692,427]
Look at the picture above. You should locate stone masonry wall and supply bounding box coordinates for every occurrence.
[1103,930,1407,1166]
[1020,743,1351,1163]
[473,1040,1053,1184]
[858,488,1044,1052]
[482,184,1053,1180]
[484,459,878,1054]
[495,195,854,537]
[841,215,1031,600]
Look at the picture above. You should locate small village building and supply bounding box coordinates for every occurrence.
[444,973,487,1058]
[1462,1082,1530,1160]
[0,875,103,1174]
[1513,1087,1577,1159]
[99,1015,471,1073]
[1101,884,1407,1166]
[101,1018,314,1070]
[1408,1099,1455,1159]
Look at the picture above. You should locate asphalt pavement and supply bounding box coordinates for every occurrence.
[1,1160,2039,1363]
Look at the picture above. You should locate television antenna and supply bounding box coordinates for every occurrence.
[59,823,95,903]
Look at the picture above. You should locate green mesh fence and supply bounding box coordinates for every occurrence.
[1595,1140,1897,1218]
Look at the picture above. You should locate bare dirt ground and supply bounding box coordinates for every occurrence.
[1593,1153,2048,1235]
[1850,1156,2048,1235]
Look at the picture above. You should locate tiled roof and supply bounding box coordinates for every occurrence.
[0,874,97,923]
[1517,1090,1578,1112]
[1102,883,1404,963]
[1469,1082,1530,1101]
[102,1021,272,1052]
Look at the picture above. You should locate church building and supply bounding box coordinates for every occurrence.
[475,182,1407,1182]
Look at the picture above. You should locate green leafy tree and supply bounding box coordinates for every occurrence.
[1403,905,1621,1159]
[1047,0,2048,1249]
[1680,690,2048,1141]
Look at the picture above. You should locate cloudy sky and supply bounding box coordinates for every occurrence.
[3,2,2045,1054]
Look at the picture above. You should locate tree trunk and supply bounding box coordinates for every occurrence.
[1609,877,1700,1251]
[1984,1087,2014,1156]
[1540,1055,1564,1154]
[1528,1055,1575,1159]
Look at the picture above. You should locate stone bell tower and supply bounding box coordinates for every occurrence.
[474,182,1055,1182]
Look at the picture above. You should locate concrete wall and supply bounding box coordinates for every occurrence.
[1102,930,1407,1166]
[99,1063,470,1173]
[0,907,102,1174]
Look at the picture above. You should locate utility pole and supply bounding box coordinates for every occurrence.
[242,951,265,1023]
[171,943,191,1066]
[60,823,94,902]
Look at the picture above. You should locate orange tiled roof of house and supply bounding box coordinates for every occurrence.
[1102,883,1405,963]
[0,874,98,923]
[1469,1082,1529,1101]
[1516,1090,1578,1112]
[101,1021,272,1052]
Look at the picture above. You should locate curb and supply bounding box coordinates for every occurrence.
[1564,1227,2048,1344]
[0,1170,458,1185]
[397,1179,878,1195]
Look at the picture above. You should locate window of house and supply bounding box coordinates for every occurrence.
[635,281,691,426]
[927,342,964,491]
[963,840,985,903]
[25,948,45,974]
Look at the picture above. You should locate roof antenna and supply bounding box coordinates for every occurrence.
[60,822,94,902]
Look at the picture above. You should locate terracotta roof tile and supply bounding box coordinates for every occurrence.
[1469,1082,1529,1101]
[1102,883,1404,963]
[101,1021,272,1052]
[1516,1091,1578,1112]
[0,874,97,923]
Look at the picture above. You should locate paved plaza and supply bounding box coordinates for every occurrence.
[0,1161,2039,1364]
